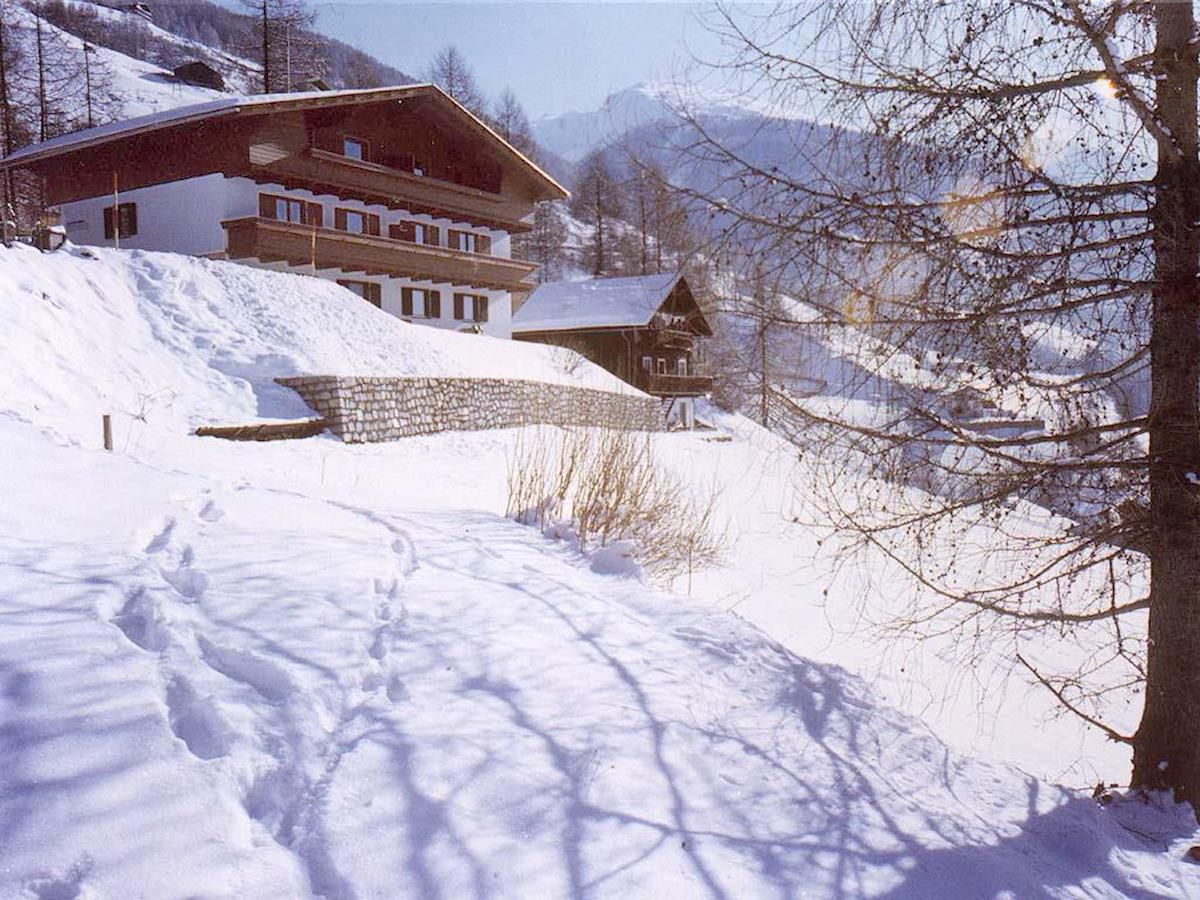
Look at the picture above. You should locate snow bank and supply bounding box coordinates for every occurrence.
[0,244,637,446]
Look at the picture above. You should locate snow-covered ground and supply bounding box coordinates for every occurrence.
[1,243,1198,898]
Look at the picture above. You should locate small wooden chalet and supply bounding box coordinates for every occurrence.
[172,61,225,92]
[512,273,714,424]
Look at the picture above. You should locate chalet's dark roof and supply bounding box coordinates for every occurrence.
[173,61,225,91]
[0,85,568,200]
[513,273,712,335]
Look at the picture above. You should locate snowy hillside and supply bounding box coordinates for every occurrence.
[1,244,1198,897]
[0,244,635,448]
[6,1,238,124]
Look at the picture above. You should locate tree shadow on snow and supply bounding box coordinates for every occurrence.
[381,509,1189,900]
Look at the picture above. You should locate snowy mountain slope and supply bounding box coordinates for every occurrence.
[6,1,234,122]
[0,244,1198,896]
[0,244,637,448]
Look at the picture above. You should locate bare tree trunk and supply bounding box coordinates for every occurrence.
[34,6,47,142]
[0,10,14,231]
[260,0,271,93]
[1132,0,1200,807]
[83,44,93,129]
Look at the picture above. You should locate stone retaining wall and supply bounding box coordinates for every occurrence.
[276,376,664,442]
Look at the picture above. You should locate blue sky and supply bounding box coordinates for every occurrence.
[314,2,750,118]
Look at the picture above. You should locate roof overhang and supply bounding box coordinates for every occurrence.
[0,84,569,202]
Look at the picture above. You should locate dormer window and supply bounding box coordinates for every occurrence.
[342,136,368,161]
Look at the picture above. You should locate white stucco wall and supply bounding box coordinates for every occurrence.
[57,175,517,338]
[59,173,242,255]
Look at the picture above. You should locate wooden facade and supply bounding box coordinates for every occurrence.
[222,216,538,291]
[513,275,714,398]
[0,87,566,293]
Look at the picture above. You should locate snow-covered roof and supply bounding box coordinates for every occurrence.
[0,84,568,199]
[513,273,688,333]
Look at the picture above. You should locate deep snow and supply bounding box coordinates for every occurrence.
[1,244,1198,898]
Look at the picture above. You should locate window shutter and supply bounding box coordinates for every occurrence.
[390,221,416,242]
[477,234,491,255]
[428,291,441,318]
[103,206,115,239]
[401,287,413,317]
[367,283,382,307]
[125,204,138,237]
[426,225,441,246]
[448,229,462,251]
[334,208,347,231]
[453,293,464,320]
[479,297,488,323]
[367,213,380,236]
[305,202,323,227]
[259,194,275,218]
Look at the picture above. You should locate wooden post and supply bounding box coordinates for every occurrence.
[102,414,112,451]
[111,172,119,250]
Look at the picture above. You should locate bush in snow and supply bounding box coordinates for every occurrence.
[506,426,725,588]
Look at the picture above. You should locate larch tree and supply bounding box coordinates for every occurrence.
[672,0,1200,807]
[515,200,569,284]
[240,0,325,93]
[491,87,535,157]
[427,45,486,116]
[571,147,624,276]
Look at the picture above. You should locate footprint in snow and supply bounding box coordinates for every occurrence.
[198,637,294,703]
[142,517,176,555]
[198,500,225,523]
[162,562,208,600]
[165,676,230,760]
[110,587,167,652]
[24,854,93,900]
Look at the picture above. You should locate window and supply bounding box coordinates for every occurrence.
[641,356,653,372]
[103,202,138,239]
[389,220,441,246]
[337,279,382,308]
[401,287,441,318]
[258,193,322,226]
[448,229,491,255]
[676,358,688,375]
[453,293,488,323]
[342,136,368,161]
[656,358,667,374]
[334,207,381,236]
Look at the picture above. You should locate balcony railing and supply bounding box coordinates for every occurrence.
[640,373,715,397]
[253,149,535,233]
[221,216,538,292]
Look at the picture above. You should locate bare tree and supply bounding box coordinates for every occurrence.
[491,86,535,156]
[427,45,486,115]
[515,199,569,284]
[571,147,624,276]
[671,1,1200,806]
[240,0,325,93]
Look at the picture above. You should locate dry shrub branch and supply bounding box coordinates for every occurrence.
[506,425,725,587]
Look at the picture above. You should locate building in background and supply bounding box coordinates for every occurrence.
[513,272,713,427]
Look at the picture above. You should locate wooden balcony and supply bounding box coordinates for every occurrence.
[221,216,538,292]
[641,373,715,397]
[254,149,535,232]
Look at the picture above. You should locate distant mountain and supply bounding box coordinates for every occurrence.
[531,85,675,163]
[530,82,783,164]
